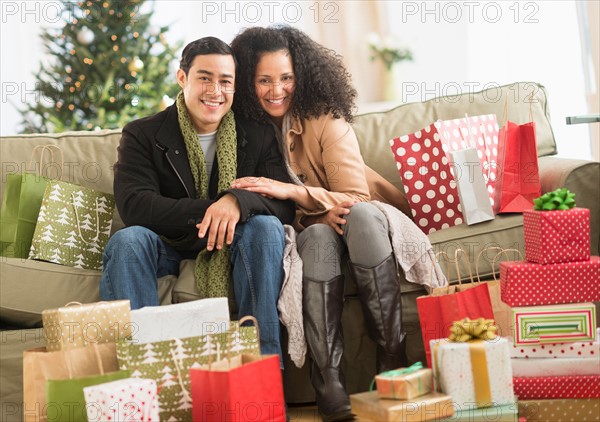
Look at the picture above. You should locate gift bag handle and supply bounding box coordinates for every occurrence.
[490,248,525,282]
[501,92,535,126]
[28,144,64,178]
[71,194,101,244]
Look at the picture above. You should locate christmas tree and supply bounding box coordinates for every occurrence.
[21,0,181,133]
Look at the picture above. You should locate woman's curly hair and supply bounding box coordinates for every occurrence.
[231,26,357,123]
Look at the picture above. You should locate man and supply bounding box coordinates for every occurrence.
[100,37,295,362]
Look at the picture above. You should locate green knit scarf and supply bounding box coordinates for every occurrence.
[176,91,237,299]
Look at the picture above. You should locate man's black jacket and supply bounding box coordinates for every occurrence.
[114,103,295,251]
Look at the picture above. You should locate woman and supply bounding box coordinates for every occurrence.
[231,26,414,422]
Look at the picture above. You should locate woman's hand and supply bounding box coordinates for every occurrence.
[313,201,355,235]
[231,177,295,200]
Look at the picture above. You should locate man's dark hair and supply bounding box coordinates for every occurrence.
[179,37,236,75]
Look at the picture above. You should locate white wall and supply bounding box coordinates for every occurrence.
[1,1,595,160]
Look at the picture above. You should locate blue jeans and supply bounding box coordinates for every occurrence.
[100,216,285,364]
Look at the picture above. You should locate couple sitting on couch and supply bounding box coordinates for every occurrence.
[101,26,442,422]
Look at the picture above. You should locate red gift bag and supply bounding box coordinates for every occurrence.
[494,97,541,213]
[416,251,495,367]
[190,354,285,422]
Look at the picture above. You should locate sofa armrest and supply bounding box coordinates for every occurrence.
[538,156,600,255]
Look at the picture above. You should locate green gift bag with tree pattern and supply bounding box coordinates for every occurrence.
[116,318,260,422]
[29,180,115,270]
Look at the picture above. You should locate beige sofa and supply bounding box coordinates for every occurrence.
[1,82,599,416]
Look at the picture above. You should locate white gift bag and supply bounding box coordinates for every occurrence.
[449,147,495,225]
[130,297,230,343]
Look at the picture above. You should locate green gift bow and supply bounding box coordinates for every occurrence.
[533,188,576,211]
[369,361,424,392]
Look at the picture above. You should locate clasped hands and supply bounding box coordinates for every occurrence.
[230,177,355,235]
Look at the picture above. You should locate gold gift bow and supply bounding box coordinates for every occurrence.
[434,318,497,408]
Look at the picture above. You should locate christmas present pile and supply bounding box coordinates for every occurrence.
[498,189,600,417]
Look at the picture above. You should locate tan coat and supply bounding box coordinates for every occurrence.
[284,114,411,229]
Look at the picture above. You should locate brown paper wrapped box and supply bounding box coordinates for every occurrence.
[350,391,453,421]
[519,398,600,422]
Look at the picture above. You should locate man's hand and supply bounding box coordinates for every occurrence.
[306,201,355,235]
[231,177,294,200]
[196,193,241,251]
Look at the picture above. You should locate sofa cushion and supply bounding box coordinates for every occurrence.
[0,258,176,327]
[352,82,557,194]
[0,129,125,234]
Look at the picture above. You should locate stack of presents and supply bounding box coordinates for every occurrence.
[23,298,286,422]
[350,188,600,421]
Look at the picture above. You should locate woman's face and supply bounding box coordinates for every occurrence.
[254,50,295,125]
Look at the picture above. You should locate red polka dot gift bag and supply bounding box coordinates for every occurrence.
[389,114,498,234]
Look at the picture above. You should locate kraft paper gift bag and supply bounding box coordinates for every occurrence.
[42,300,132,351]
[29,179,115,270]
[84,378,159,422]
[0,145,62,258]
[130,297,230,344]
[190,354,286,422]
[494,97,541,213]
[116,317,260,422]
[23,342,120,422]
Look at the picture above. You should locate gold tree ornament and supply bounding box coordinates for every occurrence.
[128,57,144,72]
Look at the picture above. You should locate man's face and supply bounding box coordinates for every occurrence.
[177,54,235,134]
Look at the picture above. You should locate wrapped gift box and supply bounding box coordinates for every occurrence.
[523,207,590,264]
[499,257,600,307]
[508,329,599,358]
[350,391,454,421]
[518,398,600,422]
[42,300,131,351]
[375,367,433,400]
[513,375,600,399]
[438,401,519,422]
[511,356,600,377]
[84,378,159,422]
[430,338,514,409]
[511,302,597,345]
[130,297,230,343]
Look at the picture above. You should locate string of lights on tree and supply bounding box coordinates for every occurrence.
[21,0,181,133]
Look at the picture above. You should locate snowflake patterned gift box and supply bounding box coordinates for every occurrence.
[42,300,132,351]
[499,256,600,307]
[116,321,259,422]
[511,302,597,346]
[512,375,600,399]
[84,378,159,422]
[523,207,591,264]
[29,179,115,271]
[430,337,515,409]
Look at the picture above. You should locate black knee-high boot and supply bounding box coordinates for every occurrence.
[303,275,355,422]
[349,254,408,373]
